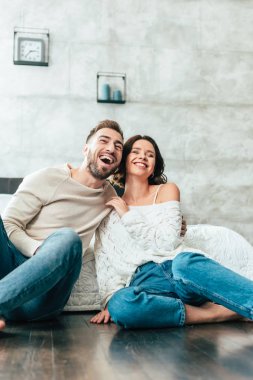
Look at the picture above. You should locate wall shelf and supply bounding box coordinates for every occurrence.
[97,72,126,104]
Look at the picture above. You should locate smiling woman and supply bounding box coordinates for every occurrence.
[91,134,253,329]
[112,135,167,190]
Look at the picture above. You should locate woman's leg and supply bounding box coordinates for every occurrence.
[172,252,253,320]
[108,260,245,329]
[108,286,185,329]
[108,261,184,328]
[108,290,242,329]
[185,302,243,324]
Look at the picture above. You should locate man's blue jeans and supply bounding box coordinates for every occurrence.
[0,217,82,321]
[108,252,253,329]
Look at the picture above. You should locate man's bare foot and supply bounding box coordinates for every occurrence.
[0,319,6,331]
[185,302,247,325]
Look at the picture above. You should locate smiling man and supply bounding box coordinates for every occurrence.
[0,120,124,331]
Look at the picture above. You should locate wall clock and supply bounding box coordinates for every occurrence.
[13,27,49,66]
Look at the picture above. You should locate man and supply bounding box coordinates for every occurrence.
[0,119,124,331]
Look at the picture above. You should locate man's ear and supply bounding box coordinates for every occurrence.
[83,144,89,157]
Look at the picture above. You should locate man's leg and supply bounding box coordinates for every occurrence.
[172,252,253,320]
[0,217,27,279]
[0,227,82,321]
[0,216,28,330]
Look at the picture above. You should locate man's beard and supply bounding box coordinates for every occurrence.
[88,161,117,180]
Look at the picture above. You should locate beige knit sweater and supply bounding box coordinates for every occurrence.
[3,164,115,257]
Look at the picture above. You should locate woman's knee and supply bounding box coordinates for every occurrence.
[172,251,204,279]
[108,288,140,328]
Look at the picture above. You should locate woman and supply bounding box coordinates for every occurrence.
[91,135,253,328]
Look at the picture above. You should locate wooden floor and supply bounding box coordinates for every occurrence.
[1,313,253,380]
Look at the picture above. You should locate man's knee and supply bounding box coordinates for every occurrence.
[41,228,82,263]
[60,228,82,261]
[54,227,80,243]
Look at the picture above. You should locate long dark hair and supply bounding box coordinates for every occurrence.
[112,135,167,188]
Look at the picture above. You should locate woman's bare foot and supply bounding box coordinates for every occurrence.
[185,302,247,325]
[0,319,6,331]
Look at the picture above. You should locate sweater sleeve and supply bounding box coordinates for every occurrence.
[2,169,58,257]
[120,201,183,253]
[94,230,125,309]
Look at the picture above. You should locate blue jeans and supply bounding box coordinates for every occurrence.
[0,217,82,321]
[108,252,253,329]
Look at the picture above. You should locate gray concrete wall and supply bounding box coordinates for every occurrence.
[0,0,252,243]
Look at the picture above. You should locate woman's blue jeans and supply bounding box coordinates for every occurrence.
[0,217,82,321]
[108,252,253,329]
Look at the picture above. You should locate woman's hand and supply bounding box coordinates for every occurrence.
[106,197,129,217]
[90,308,112,324]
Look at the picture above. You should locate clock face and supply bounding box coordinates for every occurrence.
[13,29,49,66]
[18,38,45,62]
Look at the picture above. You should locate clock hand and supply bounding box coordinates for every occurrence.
[25,50,37,58]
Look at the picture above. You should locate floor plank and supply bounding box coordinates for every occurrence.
[1,313,253,380]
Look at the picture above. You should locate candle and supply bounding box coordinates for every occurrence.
[112,89,122,102]
[100,83,111,100]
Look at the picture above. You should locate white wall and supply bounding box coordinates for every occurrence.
[0,0,253,242]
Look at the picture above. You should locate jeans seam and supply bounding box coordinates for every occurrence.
[177,298,186,326]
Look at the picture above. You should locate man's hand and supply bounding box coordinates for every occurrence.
[90,308,112,324]
[181,217,187,237]
[106,197,129,218]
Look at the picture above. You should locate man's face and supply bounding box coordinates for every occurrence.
[84,128,123,180]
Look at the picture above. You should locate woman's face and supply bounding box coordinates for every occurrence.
[126,139,156,180]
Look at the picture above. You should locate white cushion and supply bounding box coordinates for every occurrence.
[185,224,253,280]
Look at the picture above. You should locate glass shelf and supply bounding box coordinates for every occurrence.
[97,72,126,104]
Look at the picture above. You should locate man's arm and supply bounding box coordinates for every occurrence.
[3,169,53,257]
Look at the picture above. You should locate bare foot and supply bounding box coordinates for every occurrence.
[185,302,246,325]
[0,319,6,331]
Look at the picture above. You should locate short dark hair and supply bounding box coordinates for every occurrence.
[112,135,167,188]
[86,120,124,143]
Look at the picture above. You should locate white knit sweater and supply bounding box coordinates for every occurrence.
[95,201,204,308]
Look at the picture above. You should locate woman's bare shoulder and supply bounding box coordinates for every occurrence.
[156,183,180,203]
